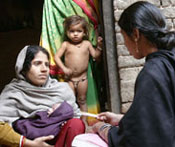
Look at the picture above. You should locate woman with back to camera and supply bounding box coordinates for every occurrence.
[73,1,175,147]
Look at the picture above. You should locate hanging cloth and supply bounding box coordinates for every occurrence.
[40,0,101,125]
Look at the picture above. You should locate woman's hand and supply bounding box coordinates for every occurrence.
[88,121,111,143]
[86,121,105,133]
[24,135,54,147]
[92,121,106,133]
[97,112,123,126]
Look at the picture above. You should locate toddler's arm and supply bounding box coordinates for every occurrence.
[54,42,72,76]
[89,36,103,60]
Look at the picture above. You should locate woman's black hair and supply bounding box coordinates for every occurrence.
[118,1,175,50]
[21,45,50,76]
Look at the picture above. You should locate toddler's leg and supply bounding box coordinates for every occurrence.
[77,79,88,126]
[77,79,88,112]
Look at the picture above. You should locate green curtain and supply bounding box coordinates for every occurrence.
[40,0,101,125]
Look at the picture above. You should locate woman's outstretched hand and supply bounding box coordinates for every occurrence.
[97,112,123,126]
[24,135,54,147]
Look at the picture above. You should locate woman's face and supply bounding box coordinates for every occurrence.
[121,30,142,59]
[26,51,50,86]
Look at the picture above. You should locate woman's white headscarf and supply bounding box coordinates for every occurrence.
[0,46,80,125]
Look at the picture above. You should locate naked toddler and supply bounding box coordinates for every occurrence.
[54,15,102,123]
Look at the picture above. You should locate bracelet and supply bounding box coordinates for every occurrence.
[19,136,23,147]
[99,123,112,132]
[19,136,26,147]
[98,123,112,142]
[97,46,102,51]
[22,136,26,147]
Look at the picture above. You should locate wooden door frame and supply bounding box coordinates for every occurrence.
[100,0,120,113]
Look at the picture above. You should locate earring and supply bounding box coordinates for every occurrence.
[135,39,139,53]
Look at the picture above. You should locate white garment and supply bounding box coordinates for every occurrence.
[72,133,108,147]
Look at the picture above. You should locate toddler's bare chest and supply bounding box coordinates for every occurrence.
[65,47,89,57]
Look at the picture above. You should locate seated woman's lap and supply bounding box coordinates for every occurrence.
[55,118,85,147]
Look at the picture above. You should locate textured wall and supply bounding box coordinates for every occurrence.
[113,0,175,113]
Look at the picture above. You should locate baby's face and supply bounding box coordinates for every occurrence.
[66,23,85,43]
[47,103,61,116]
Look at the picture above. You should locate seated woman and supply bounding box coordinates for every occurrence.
[0,45,85,147]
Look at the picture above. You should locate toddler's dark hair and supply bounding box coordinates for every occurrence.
[63,15,89,40]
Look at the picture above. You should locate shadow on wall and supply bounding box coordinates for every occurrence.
[0,0,44,92]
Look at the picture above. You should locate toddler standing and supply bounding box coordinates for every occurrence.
[54,15,102,123]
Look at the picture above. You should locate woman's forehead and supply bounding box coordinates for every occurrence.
[33,51,49,61]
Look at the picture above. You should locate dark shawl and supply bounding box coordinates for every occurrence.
[108,50,175,147]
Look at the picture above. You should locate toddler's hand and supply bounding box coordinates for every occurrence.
[97,36,103,48]
[63,67,73,77]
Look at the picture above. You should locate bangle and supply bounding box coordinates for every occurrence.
[99,123,112,132]
[19,136,26,147]
[97,46,102,51]
[22,136,26,147]
[98,123,112,142]
[19,136,23,147]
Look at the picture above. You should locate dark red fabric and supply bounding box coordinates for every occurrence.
[72,0,98,29]
[55,118,85,147]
